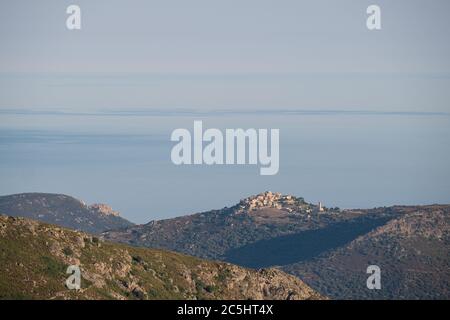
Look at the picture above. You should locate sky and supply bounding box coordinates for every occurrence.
[1,0,450,112]
[0,1,449,222]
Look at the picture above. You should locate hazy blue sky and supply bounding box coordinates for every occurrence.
[0,1,449,222]
[1,0,450,112]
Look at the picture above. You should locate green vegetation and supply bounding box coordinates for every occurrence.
[62,247,73,256]
[0,215,322,300]
[41,256,66,277]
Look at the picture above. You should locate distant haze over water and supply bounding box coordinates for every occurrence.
[0,110,449,223]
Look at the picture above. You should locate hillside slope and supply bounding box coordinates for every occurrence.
[0,193,134,234]
[102,193,398,268]
[0,215,323,300]
[103,192,396,261]
[283,205,450,299]
[102,192,449,299]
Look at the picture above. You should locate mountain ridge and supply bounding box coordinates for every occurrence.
[1,191,448,299]
[0,193,134,234]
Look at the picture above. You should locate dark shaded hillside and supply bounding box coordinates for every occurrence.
[225,215,392,268]
[0,215,323,300]
[0,193,134,234]
[283,205,450,299]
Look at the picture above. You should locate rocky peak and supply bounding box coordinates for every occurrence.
[88,203,120,217]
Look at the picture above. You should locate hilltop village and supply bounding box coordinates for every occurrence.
[233,191,340,215]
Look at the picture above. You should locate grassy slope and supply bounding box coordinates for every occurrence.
[0,215,323,300]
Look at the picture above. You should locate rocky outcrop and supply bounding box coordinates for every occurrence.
[88,204,120,217]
